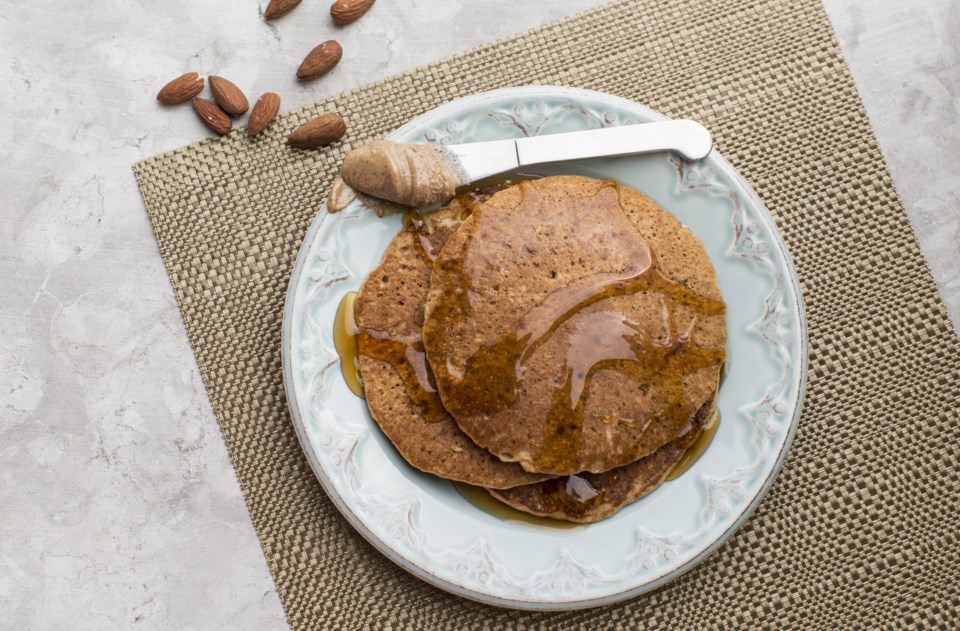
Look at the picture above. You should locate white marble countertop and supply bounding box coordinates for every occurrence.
[1,0,957,628]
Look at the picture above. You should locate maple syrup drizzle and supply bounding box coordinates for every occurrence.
[333,287,445,420]
[454,482,583,529]
[335,211,465,420]
[666,408,721,481]
[357,327,447,422]
[333,292,364,397]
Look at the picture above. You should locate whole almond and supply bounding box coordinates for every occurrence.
[297,41,343,81]
[330,0,375,25]
[209,76,249,116]
[288,113,347,148]
[264,0,302,19]
[157,72,204,105]
[247,92,281,137]
[192,98,232,136]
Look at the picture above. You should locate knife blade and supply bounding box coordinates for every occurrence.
[444,119,712,184]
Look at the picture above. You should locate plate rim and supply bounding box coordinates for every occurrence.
[281,86,808,610]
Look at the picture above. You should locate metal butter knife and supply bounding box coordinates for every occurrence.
[328,120,713,212]
[445,119,712,184]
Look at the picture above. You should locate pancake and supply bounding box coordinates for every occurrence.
[422,176,727,475]
[488,396,716,523]
[355,195,549,489]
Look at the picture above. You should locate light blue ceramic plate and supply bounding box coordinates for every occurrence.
[282,87,807,610]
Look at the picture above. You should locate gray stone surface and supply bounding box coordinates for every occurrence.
[823,0,960,322]
[0,0,956,628]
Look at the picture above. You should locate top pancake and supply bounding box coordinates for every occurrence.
[355,196,549,490]
[422,176,727,475]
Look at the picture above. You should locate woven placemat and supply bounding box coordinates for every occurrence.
[134,0,960,627]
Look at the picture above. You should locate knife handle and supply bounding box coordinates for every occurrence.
[515,119,712,165]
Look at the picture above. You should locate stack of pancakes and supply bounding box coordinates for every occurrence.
[354,176,726,523]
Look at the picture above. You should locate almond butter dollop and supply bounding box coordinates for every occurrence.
[339,140,460,209]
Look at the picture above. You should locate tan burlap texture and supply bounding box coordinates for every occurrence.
[134,0,960,628]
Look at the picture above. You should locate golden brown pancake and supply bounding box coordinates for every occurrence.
[422,176,727,476]
[488,396,716,523]
[355,196,549,489]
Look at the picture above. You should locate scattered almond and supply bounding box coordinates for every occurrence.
[209,76,249,117]
[297,41,343,81]
[247,92,281,137]
[264,0,302,19]
[328,175,358,212]
[288,113,347,148]
[192,98,232,136]
[330,0,375,25]
[157,72,205,105]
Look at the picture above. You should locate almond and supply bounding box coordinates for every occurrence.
[288,113,347,148]
[247,92,281,137]
[328,175,358,212]
[209,76,249,116]
[297,41,343,81]
[264,0,302,19]
[330,0,375,25]
[192,98,232,136]
[157,72,204,105]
